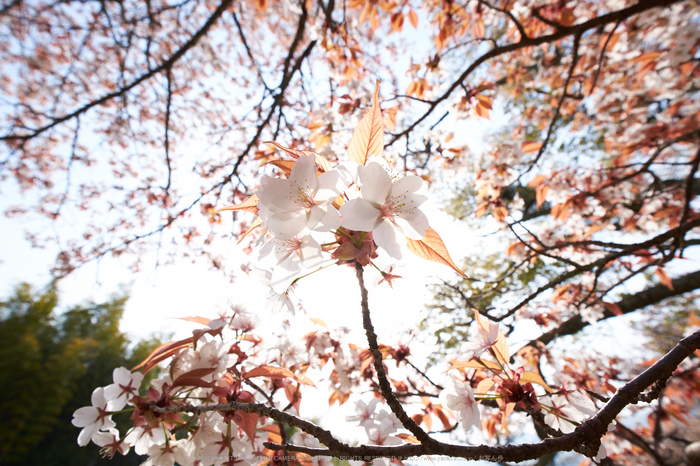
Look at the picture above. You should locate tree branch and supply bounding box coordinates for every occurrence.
[152,330,700,462]
[1,0,235,143]
[528,269,700,347]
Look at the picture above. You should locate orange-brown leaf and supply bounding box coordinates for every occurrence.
[520,371,553,392]
[235,411,259,446]
[348,82,383,165]
[246,365,295,380]
[655,267,674,291]
[536,183,550,208]
[602,301,623,316]
[245,365,316,387]
[434,407,452,429]
[527,174,547,187]
[448,359,501,371]
[237,217,263,244]
[267,159,296,176]
[476,94,492,110]
[132,337,194,373]
[406,227,466,277]
[475,101,490,119]
[310,317,328,329]
[216,194,259,215]
[177,316,211,325]
[521,141,543,154]
[265,141,333,172]
[408,9,418,28]
[475,377,496,396]
[397,433,420,443]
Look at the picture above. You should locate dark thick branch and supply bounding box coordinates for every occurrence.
[354,262,435,447]
[496,216,700,321]
[2,0,235,142]
[529,269,700,347]
[154,330,700,462]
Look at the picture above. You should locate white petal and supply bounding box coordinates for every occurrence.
[568,391,597,416]
[77,424,99,446]
[270,253,302,294]
[112,367,131,385]
[289,155,319,192]
[340,199,381,231]
[315,170,344,202]
[106,394,127,411]
[268,210,307,239]
[389,175,424,197]
[300,236,323,270]
[312,206,341,232]
[393,209,428,240]
[373,221,403,259]
[358,163,391,206]
[306,205,327,231]
[90,387,108,408]
[258,176,298,211]
[72,406,98,427]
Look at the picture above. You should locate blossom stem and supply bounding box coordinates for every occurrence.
[292,263,335,283]
[354,261,436,448]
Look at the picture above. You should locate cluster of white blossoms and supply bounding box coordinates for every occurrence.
[71,367,144,451]
[255,153,429,295]
[346,398,404,464]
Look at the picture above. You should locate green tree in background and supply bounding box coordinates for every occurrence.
[0,283,162,466]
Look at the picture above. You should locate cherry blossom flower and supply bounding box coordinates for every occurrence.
[104,367,144,411]
[72,387,117,446]
[340,161,428,259]
[143,439,193,466]
[258,235,323,293]
[92,428,130,458]
[346,398,379,427]
[253,268,296,314]
[365,418,402,446]
[460,319,500,361]
[257,154,345,239]
[440,377,481,432]
[542,395,587,434]
[291,432,332,466]
[125,423,167,455]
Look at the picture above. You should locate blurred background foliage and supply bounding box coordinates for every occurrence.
[0,283,162,465]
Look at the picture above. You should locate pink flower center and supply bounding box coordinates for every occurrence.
[379,196,405,221]
[294,186,316,209]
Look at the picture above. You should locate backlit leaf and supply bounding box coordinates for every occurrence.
[655,267,674,291]
[216,194,259,214]
[520,370,553,392]
[406,227,467,277]
[348,81,383,165]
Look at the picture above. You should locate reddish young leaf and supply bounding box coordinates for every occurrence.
[348,81,383,165]
[132,337,195,374]
[235,411,259,447]
[171,376,215,389]
[407,227,467,277]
